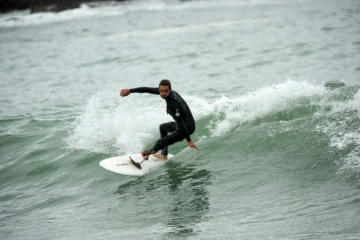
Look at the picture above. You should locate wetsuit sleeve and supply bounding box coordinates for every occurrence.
[173,101,192,142]
[130,87,159,95]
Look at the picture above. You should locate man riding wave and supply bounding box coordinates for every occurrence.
[120,79,199,160]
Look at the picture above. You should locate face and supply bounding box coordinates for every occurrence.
[159,85,171,99]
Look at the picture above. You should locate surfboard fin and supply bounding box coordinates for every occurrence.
[129,156,142,169]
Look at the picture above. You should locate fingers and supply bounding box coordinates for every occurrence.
[188,141,200,150]
[120,89,129,97]
[190,143,200,150]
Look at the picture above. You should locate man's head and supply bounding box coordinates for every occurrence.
[159,79,172,99]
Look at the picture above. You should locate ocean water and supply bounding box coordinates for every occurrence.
[1,0,360,239]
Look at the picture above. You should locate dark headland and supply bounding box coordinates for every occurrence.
[0,0,127,13]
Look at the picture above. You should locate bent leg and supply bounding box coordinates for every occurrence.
[152,129,185,156]
[160,122,176,138]
[158,122,177,156]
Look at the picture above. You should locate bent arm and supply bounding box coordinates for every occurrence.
[175,107,199,150]
[173,101,191,142]
[178,117,191,142]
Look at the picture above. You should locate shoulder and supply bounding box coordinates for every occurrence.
[167,92,180,107]
[170,90,184,101]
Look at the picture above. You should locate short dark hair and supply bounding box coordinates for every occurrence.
[159,79,171,90]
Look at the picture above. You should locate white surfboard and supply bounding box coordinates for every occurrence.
[99,153,174,177]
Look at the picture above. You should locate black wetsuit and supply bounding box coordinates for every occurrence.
[130,87,195,155]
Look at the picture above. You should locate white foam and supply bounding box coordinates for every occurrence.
[208,80,326,136]
[332,130,360,174]
[338,149,360,174]
[315,88,360,174]
[345,89,360,112]
[66,88,171,154]
[66,87,218,155]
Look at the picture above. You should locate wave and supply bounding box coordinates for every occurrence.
[66,80,360,174]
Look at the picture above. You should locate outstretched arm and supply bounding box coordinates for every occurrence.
[120,87,159,97]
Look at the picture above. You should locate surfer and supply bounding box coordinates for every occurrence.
[120,79,199,160]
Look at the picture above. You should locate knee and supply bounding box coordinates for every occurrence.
[159,123,167,130]
[159,124,165,134]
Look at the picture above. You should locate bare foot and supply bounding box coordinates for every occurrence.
[152,153,168,161]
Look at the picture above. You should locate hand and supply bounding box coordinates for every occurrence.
[120,89,130,97]
[188,141,200,150]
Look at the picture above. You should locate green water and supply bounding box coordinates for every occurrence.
[1,0,360,239]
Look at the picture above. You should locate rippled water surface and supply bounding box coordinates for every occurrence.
[1,0,360,239]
